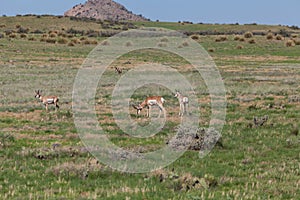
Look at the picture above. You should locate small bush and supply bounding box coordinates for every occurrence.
[293,39,300,45]
[190,34,200,40]
[49,33,57,38]
[157,42,167,47]
[9,33,17,38]
[286,39,295,47]
[244,31,253,38]
[15,24,21,29]
[234,35,241,41]
[46,38,56,44]
[208,48,215,52]
[291,34,298,38]
[239,37,245,42]
[160,37,169,42]
[57,37,68,44]
[182,41,189,47]
[236,45,243,49]
[20,33,27,38]
[28,37,36,41]
[40,38,47,42]
[125,41,133,47]
[90,40,98,45]
[248,39,256,44]
[71,38,81,44]
[276,35,283,40]
[266,33,274,40]
[101,40,110,46]
[68,42,75,46]
[215,35,227,42]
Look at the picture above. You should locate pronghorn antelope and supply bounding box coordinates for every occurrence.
[114,66,122,74]
[174,91,189,116]
[132,96,165,117]
[35,90,59,111]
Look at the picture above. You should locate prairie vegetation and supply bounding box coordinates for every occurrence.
[0,15,299,199]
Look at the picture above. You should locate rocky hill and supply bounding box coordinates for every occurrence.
[64,0,148,21]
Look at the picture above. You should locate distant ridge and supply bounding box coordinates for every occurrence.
[64,0,148,21]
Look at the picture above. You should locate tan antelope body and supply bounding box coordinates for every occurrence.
[35,90,59,111]
[174,91,189,116]
[133,96,165,117]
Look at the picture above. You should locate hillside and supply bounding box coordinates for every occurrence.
[64,0,148,21]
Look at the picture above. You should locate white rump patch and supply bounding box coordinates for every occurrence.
[148,100,157,105]
[47,99,54,104]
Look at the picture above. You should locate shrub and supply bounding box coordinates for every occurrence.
[71,38,81,44]
[244,31,253,38]
[32,29,44,34]
[239,37,245,42]
[215,35,227,42]
[101,40,110,46]
[57,37,68,44]
[67,42,75,46]
[9,33,17,38]
[208,48,215,52]
[89,40,98,45]
[248,39,256,44]
[46,38,56,44]
[157,42,167,47]
[160,37,169,42]
[236,45,243,49]
[28,37,36,41]
[293,39,300,45]
[291,34,298,38]
[276,35,283,40]
[234,35,241,41]
[125,41,132,47]
[285,39,295,47]
[20,33,27,38]
[40,38,47,42]
[266,33,274,40]
[15,24,21,29]
[190,34,200,40]
[182,41,189,47]
[49,33,57,38]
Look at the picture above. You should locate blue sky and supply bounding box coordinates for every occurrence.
[1,0,300,26]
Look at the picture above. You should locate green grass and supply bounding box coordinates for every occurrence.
[0,16,299,199]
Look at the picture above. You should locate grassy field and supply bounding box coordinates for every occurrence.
[0,15,299,199]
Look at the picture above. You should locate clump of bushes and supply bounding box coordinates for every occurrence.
[293,39,300,45]
[248,39,256,44]
[20,33,27,38]
[57,37,68,44]
[276,35,283,40]
[190,34,200,40]
[234,35,241,41]
[28,37,36,41]
[46,38,56,44]
[286,39,295,47]
[9,33,17,38]
[215,35,227,42]
[266,32,274,40]
[208,48,215,52]
[236,45,243,49]
[244,31,253,38]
